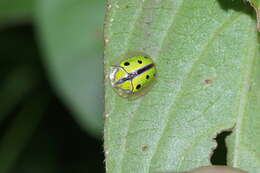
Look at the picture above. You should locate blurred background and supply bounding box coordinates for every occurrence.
[0,0,105,172]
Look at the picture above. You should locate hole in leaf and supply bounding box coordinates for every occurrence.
[211,130,232,165]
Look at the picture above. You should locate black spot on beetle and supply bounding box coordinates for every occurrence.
[124,62,130,66]
[138,60,142,64]
[136,84,141,90]
[146,75,150,79]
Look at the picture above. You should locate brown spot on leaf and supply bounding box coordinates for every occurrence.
[142,146,149,151]
[204,79,213,85]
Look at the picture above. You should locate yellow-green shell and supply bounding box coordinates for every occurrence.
[110,55,156,97]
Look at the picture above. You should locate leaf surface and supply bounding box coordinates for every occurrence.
[104,0,260,172]
[0,0,35,25]
[36,0,105,137]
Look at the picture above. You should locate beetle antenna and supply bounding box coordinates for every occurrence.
[112,65,129,74]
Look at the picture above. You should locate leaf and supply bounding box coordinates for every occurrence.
[226,39,260,172]
[247,0,260,31]
[0,0,35,25]
[36,0,105,137]
[104,0,260,173]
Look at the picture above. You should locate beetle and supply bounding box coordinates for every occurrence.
[110,55,157,97]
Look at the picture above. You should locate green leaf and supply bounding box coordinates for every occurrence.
[226,42,260,172]
[36,0,105,137]
[247,0,260,31]
[0,0,35,25]
[104,0,260,173]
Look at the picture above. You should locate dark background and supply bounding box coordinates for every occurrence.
[0,0,105,172]
[0,25,104,173]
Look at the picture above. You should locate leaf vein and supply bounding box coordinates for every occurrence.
[148,12,241,172]
[233,20,258,166]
